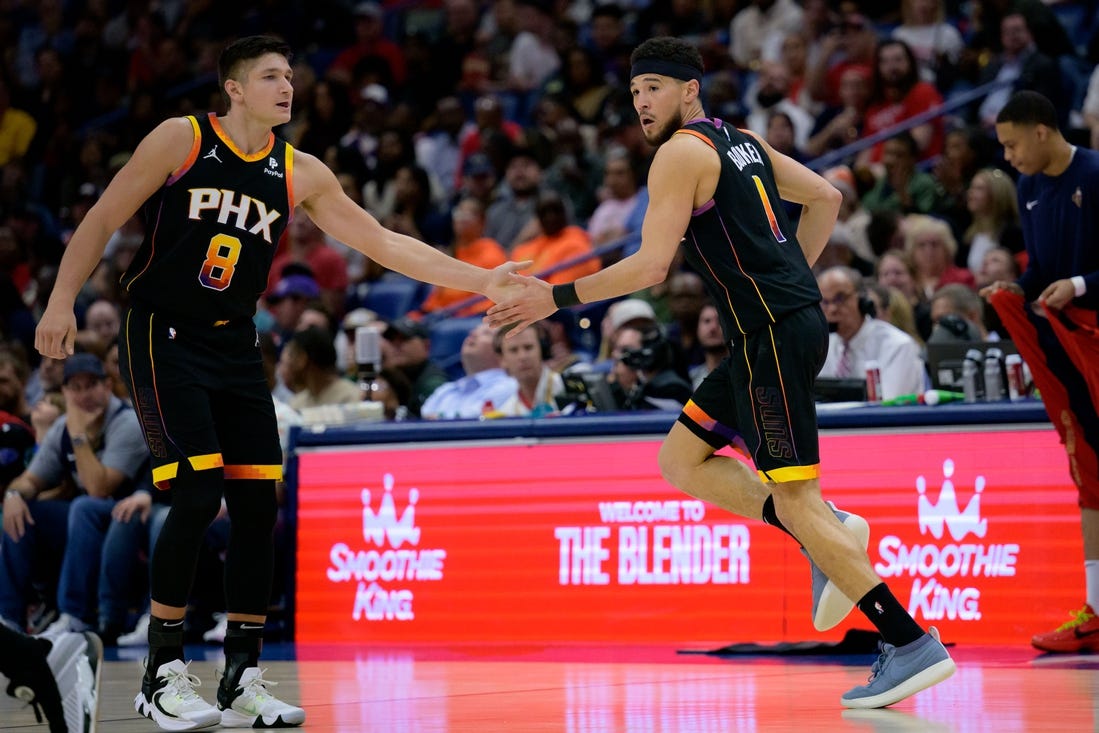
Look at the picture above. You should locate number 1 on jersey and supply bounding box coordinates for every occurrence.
[199,234,241,291]
[752,175,787,243]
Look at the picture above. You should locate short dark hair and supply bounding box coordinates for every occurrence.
[218,35,292,109]
[290,326,337,370]
[996,90,1059,130]
[629,37,704,77]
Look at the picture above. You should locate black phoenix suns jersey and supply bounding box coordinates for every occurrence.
[122,113,293,324]
[676,119,821,337]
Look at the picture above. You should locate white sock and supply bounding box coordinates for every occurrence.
[1086,560,1099,611]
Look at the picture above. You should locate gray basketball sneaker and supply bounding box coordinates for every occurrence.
[841,626,956,709]
[805,501,871,631]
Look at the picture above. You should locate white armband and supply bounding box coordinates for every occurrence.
[1072,276,1087,297]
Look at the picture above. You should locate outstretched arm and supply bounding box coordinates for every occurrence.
[36,118,193,358]
[486,133,707,332]
[294,152,528,304]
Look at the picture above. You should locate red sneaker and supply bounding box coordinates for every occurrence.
[1031,605,1099,653]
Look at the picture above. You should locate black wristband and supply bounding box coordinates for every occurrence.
[552,283,582,308]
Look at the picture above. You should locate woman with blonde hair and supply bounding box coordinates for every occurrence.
[876,249,932,341]
[904,213,975,300]
[963,167,1022,275]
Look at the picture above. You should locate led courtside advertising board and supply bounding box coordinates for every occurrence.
[295,427,1074,645]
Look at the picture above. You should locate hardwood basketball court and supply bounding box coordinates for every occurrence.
[2,641,1094,732]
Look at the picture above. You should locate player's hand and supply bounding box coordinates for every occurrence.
[978,280,1023,299]
[35,304,78,360]
[484,260,533,304]
[1038,278,1076,310]
[485,275,556,334]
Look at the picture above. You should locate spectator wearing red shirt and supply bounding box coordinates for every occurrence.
[858,39,944,167]
[326,2,406,91]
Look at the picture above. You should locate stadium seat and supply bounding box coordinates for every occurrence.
[346,277,425,321]
[428,316,483,380]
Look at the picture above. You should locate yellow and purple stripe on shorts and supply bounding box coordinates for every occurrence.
[682,400,750,458]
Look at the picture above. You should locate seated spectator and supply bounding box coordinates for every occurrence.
[541,117,603,224]
[595,298,661,365]
[265,272,321,351]
[962,168,1022,276]
[663,271,709,373]
[765,110,809,165]
[493,323,564,417]
[806,66,871,159]
[415,197,507,317]
[823,166,874,264]
[932,126,993,234]
[904,213,976,299]
[369,367,414,421]
[806,11,877,108]
[865,282,924,348]
[0,353,149,637]
[857,39,945,166]
[977,12,1063,130]
[928,283,995,343]
[860,133,946,217]
[746,61,815,153]
[485,145,545,250]
[0,410,34,492]
[817,266,926,400]
[77,299,120,356]
[0,349,31,424]
[279,327,363,411]
[511,192,600,284]
[587,147,643,249]
[728,0,804,70]
[690,303,730,389]
[607,327,692,411]
[23,355,63,409]
[876,249,932,341]
[975,246,1021,290]
[891,0,964,87]
[98,339,127,405]
[382,317,449,418]
[421,321,517,419]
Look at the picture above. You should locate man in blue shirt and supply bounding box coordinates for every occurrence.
[983,90,1099,652]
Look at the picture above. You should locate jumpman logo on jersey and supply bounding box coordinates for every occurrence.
[204,145,223,163]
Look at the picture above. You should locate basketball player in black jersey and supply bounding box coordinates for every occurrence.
[35,36,527,731]
[488,37,955,708]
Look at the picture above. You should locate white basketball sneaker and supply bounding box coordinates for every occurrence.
[218,667,305,728]
[134,658,221,730]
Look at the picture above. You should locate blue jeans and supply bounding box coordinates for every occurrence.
[58,495,119,627]
[100,502,170,627]
[0,499,72,627]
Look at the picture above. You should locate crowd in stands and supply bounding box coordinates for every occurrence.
[2,0,1099,643]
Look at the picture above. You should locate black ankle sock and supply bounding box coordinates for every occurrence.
[221,620,264,695]
[761,495,794,538]
[148,616,185,676]
[856,583,925,646]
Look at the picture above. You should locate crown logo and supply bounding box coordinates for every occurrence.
[361,473,420,548]
[916,458,987,541]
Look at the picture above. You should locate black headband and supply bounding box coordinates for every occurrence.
[630,58,702,84]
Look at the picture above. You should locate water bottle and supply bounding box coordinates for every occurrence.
[984,347,1005,402]
[1005,354,1025,400]
[864,360,883,403]
[962,349,984,403]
